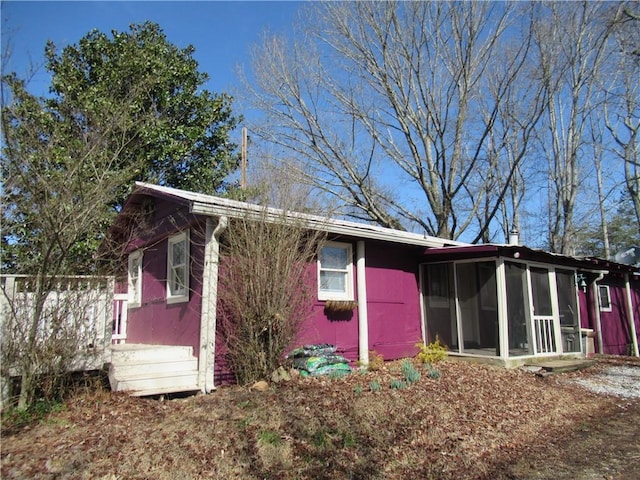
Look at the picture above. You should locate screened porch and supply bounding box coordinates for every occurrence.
[421,249,584,363]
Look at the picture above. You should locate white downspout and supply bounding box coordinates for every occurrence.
[624,273,639,357]
[356,241,369,366]
[592,271,606,355]
[198,216,228,393]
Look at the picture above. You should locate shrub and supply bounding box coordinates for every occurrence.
[415,338,447,364]
[369,380,382,392]
[366,350,385,371]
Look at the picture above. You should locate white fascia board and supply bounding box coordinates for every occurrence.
[189,200,466,248]
[133,181,467,249]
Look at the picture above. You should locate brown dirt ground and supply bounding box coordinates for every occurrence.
[2,356,639,480]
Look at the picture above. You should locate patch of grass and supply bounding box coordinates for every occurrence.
[369,380,382,392]
[258,429,282,446]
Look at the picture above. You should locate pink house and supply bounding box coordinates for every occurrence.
[106,183,640,395]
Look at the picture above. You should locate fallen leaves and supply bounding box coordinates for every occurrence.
[2,357,639,479]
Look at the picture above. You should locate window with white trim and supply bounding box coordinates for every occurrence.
[598,285,612,312]
[318,241,353,301]
[167,230,190,304]
[127,250,143,308]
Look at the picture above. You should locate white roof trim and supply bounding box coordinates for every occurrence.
[134,182,467,248]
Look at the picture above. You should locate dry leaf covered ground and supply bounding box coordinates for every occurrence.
[2,356,639,480]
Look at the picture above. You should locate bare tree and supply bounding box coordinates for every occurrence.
[244,2,538,241]
[532,2,613,254]
[1,74,146,408]
[605,2,640,238]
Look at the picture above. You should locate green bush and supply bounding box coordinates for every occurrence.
[415,338,447,364]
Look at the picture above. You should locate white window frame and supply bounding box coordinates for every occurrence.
[318,241,354,301]
[167,230,190,304]
[127,250,143,308]
[598,285,612,312]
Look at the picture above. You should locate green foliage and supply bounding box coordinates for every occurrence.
[258,430,282,446]
[401,360,422,385]
[369,380,382,392]
[575,190,640,258]
[2,21,239,275]
[415,339,447,365]
[427,368,442,380]
[390,379,406,390]
[1,398,65,434]
[353,385,363,395]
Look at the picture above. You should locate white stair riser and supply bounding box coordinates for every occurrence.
[113,373,198,392]
[109,359,198,377]
[110,346,194,364]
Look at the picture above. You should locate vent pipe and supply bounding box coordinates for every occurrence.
[508,227,519,246]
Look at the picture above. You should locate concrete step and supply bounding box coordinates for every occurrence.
[110,344,194,364]
[108,358,198,377]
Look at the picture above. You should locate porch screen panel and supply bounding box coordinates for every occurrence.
[556,269,580,353]
[505,262,532,356]
[530,267,556,353]
[424,263,458,352]
[455,262,499,356]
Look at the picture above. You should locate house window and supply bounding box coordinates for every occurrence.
[127,250,143,308]
[598,285,612,312]
[167,230,190,304]
[318,242,353,301]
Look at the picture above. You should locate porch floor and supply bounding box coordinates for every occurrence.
[526,359,596,373]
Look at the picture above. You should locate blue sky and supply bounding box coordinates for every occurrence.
[2,1,304,99]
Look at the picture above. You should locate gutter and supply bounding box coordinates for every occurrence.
[198,215,228,393]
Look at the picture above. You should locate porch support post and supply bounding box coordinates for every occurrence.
[198,215,227,393]
[356,241,369,366]
[592,272,606,355]
[495,259,509,360]
[624,273,639,357]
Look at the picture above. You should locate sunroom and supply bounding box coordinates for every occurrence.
[420,245,592,365]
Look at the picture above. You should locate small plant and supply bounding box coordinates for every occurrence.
[401,360,422,385]
[390,379,406,390]
[353,385,363,395]
[415,338,447,364]
[369,380,382,392]
[328,370,348,380]
[366,350,385,371]
[427,368,441,380]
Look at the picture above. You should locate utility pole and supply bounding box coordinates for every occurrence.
[241,127,247,190]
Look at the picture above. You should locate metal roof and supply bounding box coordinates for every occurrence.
[133,182,467,248]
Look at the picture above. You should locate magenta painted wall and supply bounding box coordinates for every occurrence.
[125,196,205,357]
[577,273,640,355]
[598,276,638,355]
[294,240,423,364]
